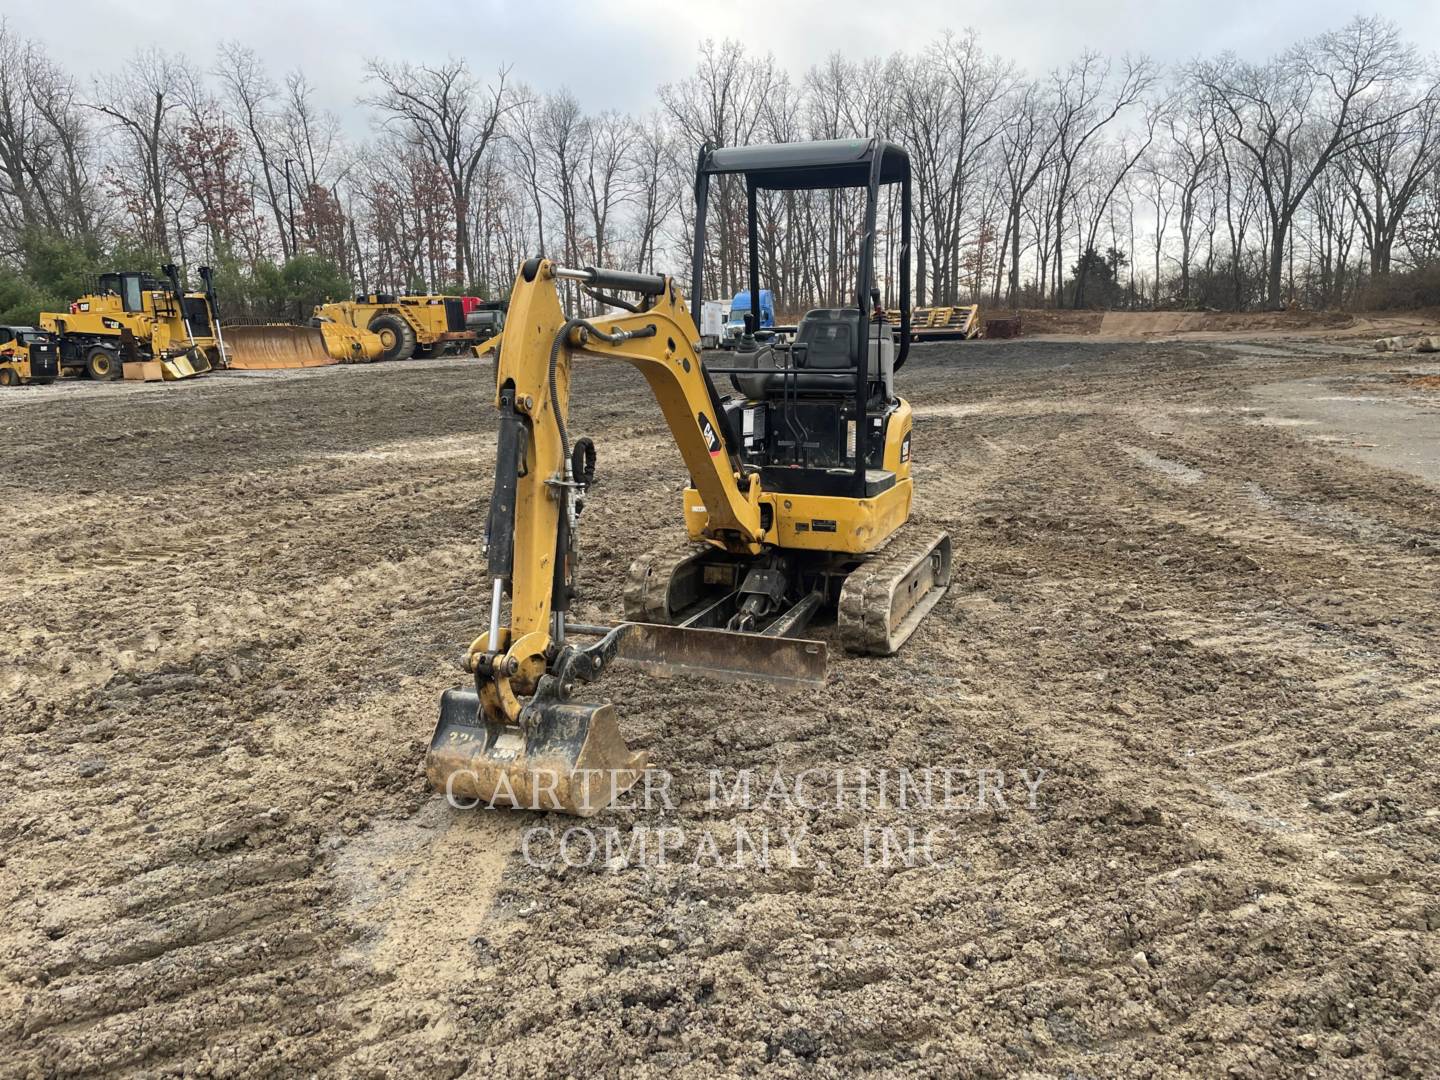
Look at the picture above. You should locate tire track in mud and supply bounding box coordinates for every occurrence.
[1,367,514,1077]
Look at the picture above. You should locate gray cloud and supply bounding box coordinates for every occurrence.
[9,0,1438,136]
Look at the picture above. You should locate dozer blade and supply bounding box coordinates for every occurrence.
[224,325,339,369]
[427,689,648,816]
[611,622,827,687]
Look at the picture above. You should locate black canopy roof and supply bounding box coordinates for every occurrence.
[699,138,910,190]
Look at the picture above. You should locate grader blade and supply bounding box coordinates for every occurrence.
[224,325,338,369]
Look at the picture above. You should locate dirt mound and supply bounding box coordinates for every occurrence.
[1102,310,1356,336]
[1016,308,1104,335]
[1015,309,1360,339]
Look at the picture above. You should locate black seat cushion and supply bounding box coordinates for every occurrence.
[733,309,866,398]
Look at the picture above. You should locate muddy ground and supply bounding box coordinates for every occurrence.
[2,335,1439,1078]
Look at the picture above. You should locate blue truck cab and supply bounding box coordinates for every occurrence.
[723,288,775,346]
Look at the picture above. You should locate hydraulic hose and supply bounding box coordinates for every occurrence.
[547,318,657,474]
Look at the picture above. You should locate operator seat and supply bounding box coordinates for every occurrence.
[732,308,893,401]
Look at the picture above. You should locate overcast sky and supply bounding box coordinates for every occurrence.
[7,0,1439,133]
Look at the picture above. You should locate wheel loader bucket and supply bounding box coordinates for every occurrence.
[476,331,503,359]
[427,690,648,816]
[319,322,384,363]
[224,325,339,369]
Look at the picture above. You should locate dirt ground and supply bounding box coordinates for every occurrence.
[1014,307,1438,341]
[2,330,1439,1078]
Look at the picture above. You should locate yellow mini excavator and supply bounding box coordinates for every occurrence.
[426,138,952,815]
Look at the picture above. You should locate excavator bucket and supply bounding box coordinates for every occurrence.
[426,623,826,816]
[428,693,648,816]
[224,325,339,369]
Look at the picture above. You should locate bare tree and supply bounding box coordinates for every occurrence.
[89,48,193,257]
[1342,79,1440,277]
[214,42,291,258]
[1047,52,1155,306]
[661,40,782,297]
[363,57,517,286]
[582,110,634,266]
[996,80,1058,307]
[1198,17,1419,306]
[629,111,680,274]
[1165,86,1217,304]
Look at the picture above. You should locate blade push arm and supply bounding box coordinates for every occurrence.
[473,258,768,722]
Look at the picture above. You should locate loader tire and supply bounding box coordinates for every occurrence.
[368,314,417,361]
[0,368,18,387]
[85,346,121,381]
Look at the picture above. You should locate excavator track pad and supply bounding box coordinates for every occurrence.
[838,527,952,655]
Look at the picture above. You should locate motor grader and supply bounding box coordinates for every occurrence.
[38,265,219,381]
[426,137,952,816]
[313,293,477,361]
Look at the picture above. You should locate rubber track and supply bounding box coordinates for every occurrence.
[837,527,952,655]
[622,539,712,624]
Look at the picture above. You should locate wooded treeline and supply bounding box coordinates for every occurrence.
[1,15,1437,322]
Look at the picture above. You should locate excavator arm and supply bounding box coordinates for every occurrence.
[485,258,766,661]
[427,259,823,816]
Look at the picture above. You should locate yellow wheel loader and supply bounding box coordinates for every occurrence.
[313,294,477,362]
[0,326,60,386]
[426,138,952,816]
[38,266,219,381]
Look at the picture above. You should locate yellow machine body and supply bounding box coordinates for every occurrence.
[426,139,951,819]
[681,398,914,552]
[426,258,948,817]
[314,294,476,362]
[0,327,59,386]
[39,271,219,380]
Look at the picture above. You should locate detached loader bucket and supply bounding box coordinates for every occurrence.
[319,323,384,363]
[225,325,338,369]
[160,347,212,380]
[426,623,826,816]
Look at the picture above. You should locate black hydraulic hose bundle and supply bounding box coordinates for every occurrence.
[547,318,656,470]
